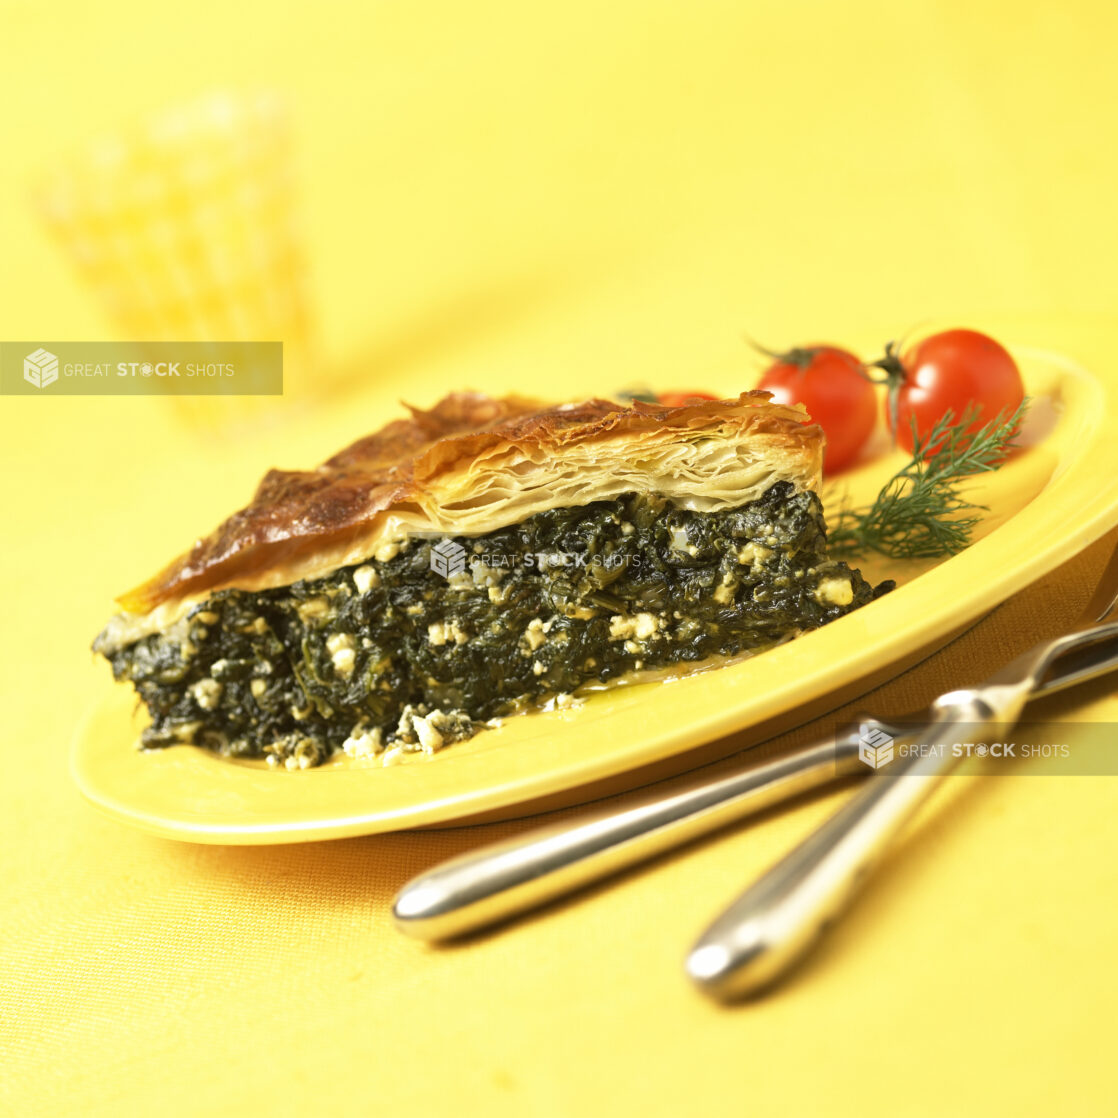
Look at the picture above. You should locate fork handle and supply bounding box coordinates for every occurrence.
[393,735,867,941]
[686,698,994,1000]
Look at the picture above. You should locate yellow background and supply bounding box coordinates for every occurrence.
[3,2,1117,1115]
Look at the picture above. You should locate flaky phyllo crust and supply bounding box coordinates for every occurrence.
[97,391,823,650]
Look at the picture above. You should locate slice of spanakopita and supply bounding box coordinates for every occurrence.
[94,391,888,768]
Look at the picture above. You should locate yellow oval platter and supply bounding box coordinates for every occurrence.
[72,347,1118,842]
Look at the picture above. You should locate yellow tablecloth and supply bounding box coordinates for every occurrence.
[3,3,1118,1115]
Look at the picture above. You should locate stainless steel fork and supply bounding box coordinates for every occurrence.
[394,544,1118,947]
[686,543,1118,999]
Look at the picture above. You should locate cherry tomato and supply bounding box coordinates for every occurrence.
[879,329,1025,454]
[657,390,720,407]
[757,344,876,474]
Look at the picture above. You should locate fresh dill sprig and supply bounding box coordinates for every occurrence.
[826,399,1029,561]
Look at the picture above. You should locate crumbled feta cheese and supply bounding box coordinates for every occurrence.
[532,660,546,676]
[250,679,267,700]
[284,742,317,771]
[327,632,357,677]
[713,573,739,605]
[390,704,455,755]
[342,726,384,759]
[190,678,222,711]
[669,526,690,552]
[428,620,469,646]
[297,597,331,623]
[352,565,379,594]
[563,605,598,620]
[522,618,547,652]
[471,562,506,589]
[815,577,854,607]
[609,612,661,642]
[736,543,773,569]
[413,715,445,753]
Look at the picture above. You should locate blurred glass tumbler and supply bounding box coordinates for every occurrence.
[33,91,314,423]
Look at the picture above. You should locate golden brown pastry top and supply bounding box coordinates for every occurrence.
[115,390,822,624]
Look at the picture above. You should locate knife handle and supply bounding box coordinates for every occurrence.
[685,698,994,1000]
[393,734,868,941]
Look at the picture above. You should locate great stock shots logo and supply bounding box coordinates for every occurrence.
[429,538,468,580]
[1,341,283,395]
[858,725,895,769]
[23,348,58,389]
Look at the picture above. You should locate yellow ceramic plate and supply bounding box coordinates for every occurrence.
[72,347,1118,843]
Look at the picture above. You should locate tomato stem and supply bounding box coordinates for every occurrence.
[863,340,908,435]
[743,334,824,373]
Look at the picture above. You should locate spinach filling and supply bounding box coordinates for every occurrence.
[98,482,889,767]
